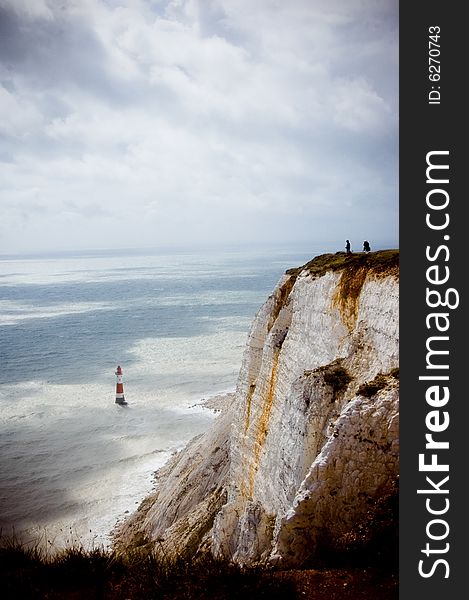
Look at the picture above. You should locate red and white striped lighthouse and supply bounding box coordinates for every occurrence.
[115,365,127,405]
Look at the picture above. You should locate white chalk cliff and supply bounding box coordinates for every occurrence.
[114,251,399,567]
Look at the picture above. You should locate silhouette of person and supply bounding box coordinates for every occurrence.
[363,240,371,252]
[345,240,351,254]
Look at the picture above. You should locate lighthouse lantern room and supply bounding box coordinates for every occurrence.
[115,365,127,405]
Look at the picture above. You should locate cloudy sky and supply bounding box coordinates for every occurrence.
[0,0,398,255]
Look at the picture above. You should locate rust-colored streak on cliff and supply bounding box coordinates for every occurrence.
[332,265,368,331]
[331,252,399,332]
[244,383,256,433]
[248,348,281,497]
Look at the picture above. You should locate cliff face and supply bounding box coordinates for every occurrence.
[114,251,399,567]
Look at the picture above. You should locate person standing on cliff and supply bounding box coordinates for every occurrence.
[345,240,351,254]
[363,240,371,252]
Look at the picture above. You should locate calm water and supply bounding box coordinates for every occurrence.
[0,244,320,549]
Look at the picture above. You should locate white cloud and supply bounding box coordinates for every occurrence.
[332,77,394,134]
[0,0,398,254]
[0,86,45,136]
[0,0,54,20]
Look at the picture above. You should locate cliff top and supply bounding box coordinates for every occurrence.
[286,249,399,279]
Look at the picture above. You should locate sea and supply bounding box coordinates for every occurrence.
[0,243,324,551]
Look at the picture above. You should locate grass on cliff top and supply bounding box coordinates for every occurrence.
[286,249,399,279]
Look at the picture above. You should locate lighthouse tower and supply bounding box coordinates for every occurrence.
[115,365,127,405]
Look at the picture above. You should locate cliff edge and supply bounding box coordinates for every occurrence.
[113,250,399,568]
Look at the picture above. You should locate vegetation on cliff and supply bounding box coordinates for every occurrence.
[286,249,399,280]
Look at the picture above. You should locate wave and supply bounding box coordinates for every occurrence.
[0,299,118,326]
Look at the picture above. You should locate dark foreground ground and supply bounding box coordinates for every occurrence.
[1,542,397,600]
[271,567,397,599]
[3,451,398,598]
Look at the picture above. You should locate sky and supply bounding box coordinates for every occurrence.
[0,0,398,255]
